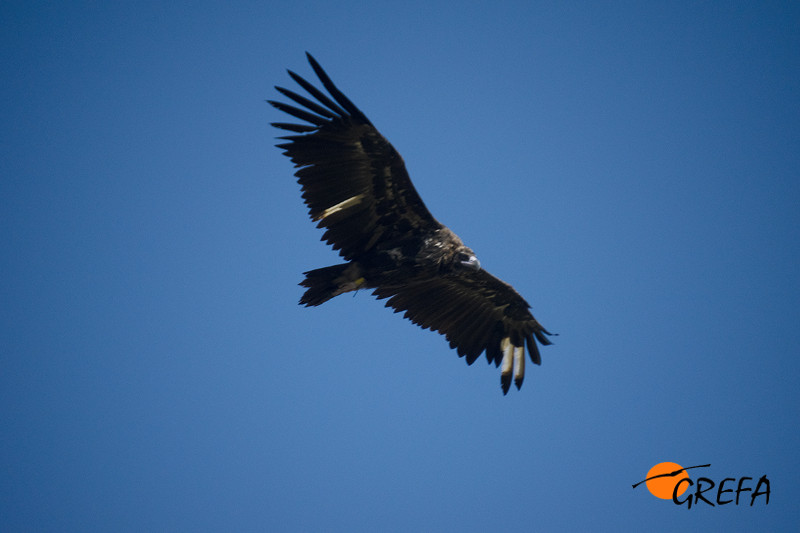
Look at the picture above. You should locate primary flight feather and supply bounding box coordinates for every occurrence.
[269,53,553,393]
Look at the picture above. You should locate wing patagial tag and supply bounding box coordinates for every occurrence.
[313,194,365,221]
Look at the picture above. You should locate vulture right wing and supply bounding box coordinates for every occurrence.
[269,53,442,260]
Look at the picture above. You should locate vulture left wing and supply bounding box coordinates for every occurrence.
[372,269,553,394]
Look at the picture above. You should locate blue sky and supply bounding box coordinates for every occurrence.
[2,1,799,531]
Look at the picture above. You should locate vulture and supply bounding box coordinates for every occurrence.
[269,53,553,393]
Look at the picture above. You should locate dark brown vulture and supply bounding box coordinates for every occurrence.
[269,53,553,394]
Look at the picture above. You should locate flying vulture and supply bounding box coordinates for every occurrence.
[270,53,553,393]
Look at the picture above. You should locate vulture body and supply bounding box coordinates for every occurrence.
[270,53,553,393]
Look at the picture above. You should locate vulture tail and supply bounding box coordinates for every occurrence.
[299,263,365,306]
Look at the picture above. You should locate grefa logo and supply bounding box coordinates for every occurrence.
[632,462,770,509]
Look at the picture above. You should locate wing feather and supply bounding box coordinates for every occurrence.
[286,69,349,118]
[272,122,317,133]
[375,269,552,392]
[269,100,329,126]
[305,52,368,120]
[274,86,339,120]
[459,311,496,364]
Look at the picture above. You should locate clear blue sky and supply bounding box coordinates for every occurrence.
[3,2,799,531]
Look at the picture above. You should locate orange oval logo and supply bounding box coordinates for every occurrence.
[645,462,690,499]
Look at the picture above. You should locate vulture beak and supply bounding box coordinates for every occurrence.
[460,255,481,271]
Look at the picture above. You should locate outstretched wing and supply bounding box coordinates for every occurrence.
[372,269,553,394]
[269,53,442,260]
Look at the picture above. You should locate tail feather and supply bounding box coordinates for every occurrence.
[299,264,361,306]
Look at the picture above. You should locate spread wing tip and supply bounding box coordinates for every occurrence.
[301,52,369,123]
[304,50,319,68]
[535,326,556,344]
